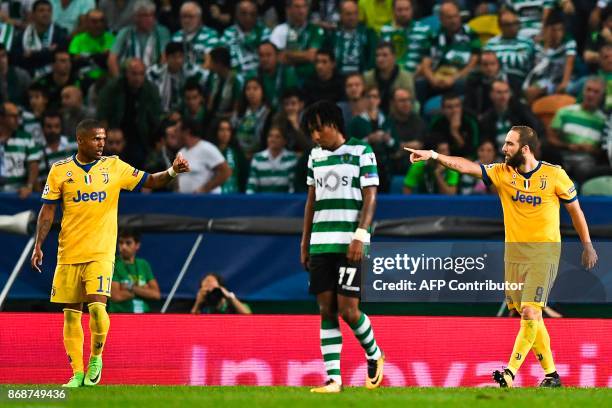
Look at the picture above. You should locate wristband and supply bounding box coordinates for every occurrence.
[430,150,439,160]
[167,166,177,178]
[353,228,370,243]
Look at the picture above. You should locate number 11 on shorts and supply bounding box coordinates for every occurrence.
[97,275,111,294]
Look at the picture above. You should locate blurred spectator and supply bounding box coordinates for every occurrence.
[549,77,607,181]
[429,92,480,157]
[272,88,311,153]
[109,228,161,314]
[191,273,251,314]
[221,0,271,75]
[0,1,31,30]
[0,44,32,106]
[311,0,341,29]
[479,79,544,152]
[0,19,15,54]
[103,128,128,160]
[23,83,47,145]
[68,9,115,81]
[49,0,95,34]
[60,85,90,139]
[211,118,248,194]
[147,42,208,114]
[379,0,430,74]
[98,0,138,33]
[12,0,69,78]
[144,120,182,190]
[172,1,219,66]
[459,139,497,195]
[348,85,393,192]
[231,78,271,159]
[524,10,576,105]
[388,87,426,175]
[27,82,49,121]
[364,42,414,114]
[337,72,366,125]
[504,0,569,39]
[357,0,393,33]
[584,4,612,71]
[589,0,610,30]
[484,8,535,95]
[270,0,326,79]
[97,58,162,168]
[464,51,508,116]
[181,81,207,123]
[176,118,231,193]
[327,0,376,75]
[0,102,41,197]
[420,1,480,102]
[403,140,459,194]
[247,126,298,194]
[206,0,234,32]
[34,48,82,109]
[108,0,170,76]
[302,49,345,105]
[600,44,612,112]
[253,41,298,110]
[37,109,76,185]
[205,47,242,123]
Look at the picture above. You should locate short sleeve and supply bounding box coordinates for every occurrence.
[41,164,62,203]
[116,158,149,191]
[565,38,577,56]
[306,154,314,186]
[555,168,577,203]
[359,144,379,187]
[269,25,287,50]
[550,108,564,131]
[142,259,155,282]
[204,143,226,170]
[480,163,502,187]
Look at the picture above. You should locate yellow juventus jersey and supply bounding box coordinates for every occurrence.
[481,161,577,243]
[41,155,148,264]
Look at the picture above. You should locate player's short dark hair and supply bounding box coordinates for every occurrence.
[442,91,461,105]
[42,109,62,123]
[376,41,395,55]
[511,125,538,153]
[544,8,564,26]
[76,119,104,138]
[180,117,202,138]
[316,48,335,62]
[119,227,141,243]
[32,0,52,12]
[165,41,184,56]
[301,100,345,136]
[183,80,203,95]
[209,47,231,68]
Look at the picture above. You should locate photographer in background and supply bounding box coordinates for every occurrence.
[190,273,251,315]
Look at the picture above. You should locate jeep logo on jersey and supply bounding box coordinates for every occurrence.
[316,171,350,191]
[72,190,107,203]
[511,190,542,206]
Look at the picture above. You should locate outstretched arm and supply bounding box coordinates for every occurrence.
[31,203,56,272]
[143,152,190,189]
[404,147,483,178]
[564,200,598,269]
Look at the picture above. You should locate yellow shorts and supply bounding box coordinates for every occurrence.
[51,261,114,304]
[505,262,558,312]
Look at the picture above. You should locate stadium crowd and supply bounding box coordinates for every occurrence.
[0,0,611,196]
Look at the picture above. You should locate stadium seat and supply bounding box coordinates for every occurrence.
[467,15,501,45]
[581,176,612,196]
[531,94,576,129]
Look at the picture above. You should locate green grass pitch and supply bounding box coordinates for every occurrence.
[2,386,612,407]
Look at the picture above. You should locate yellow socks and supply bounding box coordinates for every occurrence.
[507,319,538,376]
[63,308,84,374]
[532,319,557,375]
[88,302,110,357]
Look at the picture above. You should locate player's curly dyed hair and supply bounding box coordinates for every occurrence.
[301,100,345,136]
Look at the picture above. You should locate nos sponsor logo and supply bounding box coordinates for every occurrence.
[73,190,107,203]
[316,171,350,191]
[511,190,542,206]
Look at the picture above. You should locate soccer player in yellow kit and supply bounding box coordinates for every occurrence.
[30,119,190,387]
[406,126,598,388]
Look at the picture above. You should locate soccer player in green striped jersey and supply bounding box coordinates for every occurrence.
[301,101,384,393]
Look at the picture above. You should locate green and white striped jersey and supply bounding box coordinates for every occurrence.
[504,0,556,39]
[429,24,481,70]
[484,35,535,80]
[307,138,378,254]
[38,136,78,181]
[247,148,297,194]
[172,26,219,65]
[551,104,607,146]
[221,23,270,74]
[20,111,44,146]
[0,21,14,50]
[525,36,576,87]
[380,20,431,73]
[0,129,42,191]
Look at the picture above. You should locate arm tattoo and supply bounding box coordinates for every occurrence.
[36,219,52,245]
